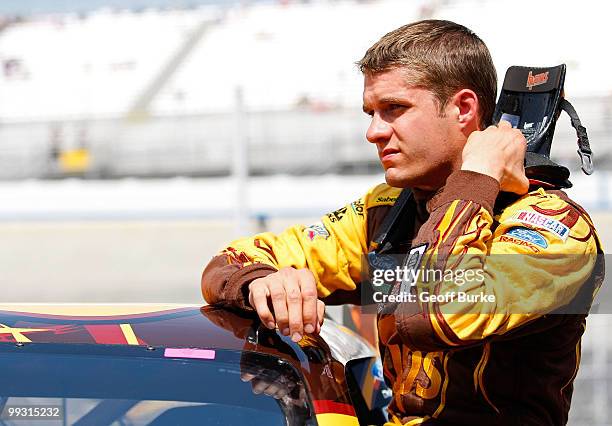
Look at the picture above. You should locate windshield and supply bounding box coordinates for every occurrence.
[0,343,315,426]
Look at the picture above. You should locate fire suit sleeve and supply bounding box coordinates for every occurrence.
[201,184,401,311]
[395,170,601,351]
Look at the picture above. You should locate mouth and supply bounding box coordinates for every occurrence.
[380,148,400,166]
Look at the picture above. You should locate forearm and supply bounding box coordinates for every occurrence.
[201,255,277,311]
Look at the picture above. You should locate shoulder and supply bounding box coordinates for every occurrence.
[363,183,402,209]
[495,187,600,253]
[321,183,399,226]
[357,183,402,247]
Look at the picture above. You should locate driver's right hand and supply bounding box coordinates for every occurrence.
[248,267,325,342]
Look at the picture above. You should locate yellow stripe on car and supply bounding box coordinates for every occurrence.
[315,413,359,426]
[120,323,139,345]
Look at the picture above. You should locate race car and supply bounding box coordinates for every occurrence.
[0,304,391,425]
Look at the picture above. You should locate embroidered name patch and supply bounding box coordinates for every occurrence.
[510,210,569,241]
[304,222,330,241]
[505,227,548,248]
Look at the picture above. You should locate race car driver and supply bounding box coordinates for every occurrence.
[201,19,604,425]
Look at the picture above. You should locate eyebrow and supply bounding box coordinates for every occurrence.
[379,96,409,105]
[362,97,410,113]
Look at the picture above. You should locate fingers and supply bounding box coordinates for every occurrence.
[497,119,513,129]
[251,379,269,395]
[248,379,291,399]
[298,269,318,335]
[247,267,323,343]
[262,383,282,397]
[248,280,275,329]
[316,299,325,333]
[462,120,528,194]
[269,278,289,335]
[284,273,304,342]
[503,129,529,195]
[240,372,256,382]
[271,386,290,399]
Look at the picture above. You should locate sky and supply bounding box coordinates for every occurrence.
[0,0,260,16]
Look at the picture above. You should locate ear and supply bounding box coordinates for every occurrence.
[448,89,480,131]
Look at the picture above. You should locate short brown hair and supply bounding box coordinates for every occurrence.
[357,19,497,128]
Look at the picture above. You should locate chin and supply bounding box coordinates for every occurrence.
[384,168,443,191]
[384,170,416,188]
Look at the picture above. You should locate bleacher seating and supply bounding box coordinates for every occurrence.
[0,0,609,179]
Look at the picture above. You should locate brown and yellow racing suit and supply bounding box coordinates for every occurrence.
[202,170,603,425]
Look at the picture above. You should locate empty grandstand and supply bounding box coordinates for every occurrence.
[0,0,610,179]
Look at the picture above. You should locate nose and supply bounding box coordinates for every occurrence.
[366,115,392,144]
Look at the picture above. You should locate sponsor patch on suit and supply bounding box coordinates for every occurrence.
[505,227,548,248]
[510,210,569,241]
[304,222,330,240]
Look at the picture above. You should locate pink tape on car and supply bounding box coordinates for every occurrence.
[164,348,216,360]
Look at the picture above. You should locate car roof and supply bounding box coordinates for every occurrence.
[0,303,374,363]
[0,304,376,425]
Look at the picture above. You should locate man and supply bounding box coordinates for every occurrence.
[202,20,603,425]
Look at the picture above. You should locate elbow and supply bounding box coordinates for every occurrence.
[201,256,227,305]
[201,267,212,304]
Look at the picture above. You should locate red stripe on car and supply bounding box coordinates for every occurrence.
[85,325,128,344]
[312,400,356,416]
